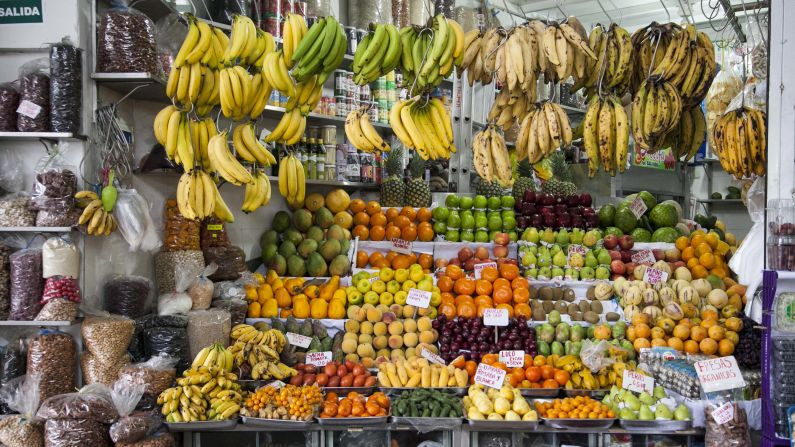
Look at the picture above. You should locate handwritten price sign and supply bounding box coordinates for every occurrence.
[629,196,648,219]
[643,267,668,285]
[474,363,507,389]
[694,356,745,393]
[499,350,525,368]
[390,238,413,255]
[711,401,735,424]
[631,249,656,265]
[421,349,446,365]
[286,332,312,348]
[265,380,285,390]
[483,308,509,326]
[306,351,332,367]
[406,288,431,308]
[622,370,654,394]
[474,261,498,279]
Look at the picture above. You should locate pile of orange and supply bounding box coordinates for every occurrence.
[627,310,742,356]
[452,354,568,388]
[437,263,530,319]
[535,396,615,419]
[348,200,434,242]
[676,231,733,282]
[355,250,434,272]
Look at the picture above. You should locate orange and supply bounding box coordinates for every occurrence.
[496,303,514,318]
[465,361,477,377]
[353,225,369,240]
[650,327,666,339]
[542,379,559,389]
[710,267,727,278]
[372,258,390,269]
[493,287,513,304]
[438,276,454,292]
[394,215,411,229]
[690,326,707,342]
[385,207,399,222]
[356,251,369,268]
[416,207,432,222]
[634,323,651,339]
[687,258,700,270]
[349,199,366,214]
[454,278,476,295]
[391,255,412,270]
[401,224,417,241]
[540,365,555,380]
[480,267,499,283]
[370,212,387,227]
[385,251,399,263]
[353,212,370,226]
[385,225,401,240]
[651,338,667,347]
[695,242,713,257]
[417,223,435,242]
[511,277,529,290]
[554,370,570,386]
[513,287,530,304]
[400,206,417,221]
[690,265,708,279]
[474,295,493,308]
[672,325,690,340]
[418,253,433,269]
[493,278,511,290]
[701,309,719,321]
[700,318,718,329]
[475,280,493,296]
[482,354,498,365]
[440,292,455,305]
[699,338,718,355]
[446,264,464,280]
[690,234,705,248]
[718,339,735,356]
[708,325,726,341]
[683,340,700,354]
[525,366,541,382]
[499,264,520,280]
[675,236,690,251]
[699,253,715,269]
[365,201,381,215]
[667,337,684,351]
[681,246,695,262]
[514,303,532,319]
[633,338,651,351]
[370,225,386,241]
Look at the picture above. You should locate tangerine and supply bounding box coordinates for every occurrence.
[370,225,385,241]
[417,222,434,241]
[365,201,381,215]
[496,303,514,317]
[675,236,690,251]
[394,215,411,229]
[667,337,684,351]
[418,253,433,269]
[512,287,530,304]
[493,278,511,290]
[683,340,699,354]
[514,303,532,319]
[349,199,366,214]
[400,206,417,221]
[401,224,417,241]
[356,251,369,268]
[416,207,432,222]
[718,339,735,356]
[385,207,399,222]
[454,278,476,295]
[368,251,384,265]
[480,267,499,283]
[385,251,399,263]
[499,264,520,280]
[446,264,464,280]
[475,280,493,296]
[699,253,715,269]
[352,225,369,240]
[493,287,513,304]
[525,366,541,382]
[385,225,401,240]
[370,212,387,227]
[511,277,529,290]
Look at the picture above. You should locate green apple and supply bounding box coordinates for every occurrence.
[508,230,518,242]
[363,291,380,305]
[474,214,488,229]
[356,278,372,294]
[461,211,475,230]
[461,230,474,242]
[347,290,363,305]
[487,196,501,210]
[488,215,502,231]
[473,195,488,209]
[432,206,450,222]
[475,230,489,242]
[445,195,460,209]
[447,211,461,228]
[386,280,400,294]
[502,216,516,231]
[417,278,433,292]
[430,291,441,306]
[501,196,515,209]
[459,196,474,210]
[433,221,447,234]
[445,229,460,242]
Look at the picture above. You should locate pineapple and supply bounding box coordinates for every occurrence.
[380,146,405,207]
[540,152,577,196]
[512,159,536,202]
[404,152,430,207]
[475,177,504,198]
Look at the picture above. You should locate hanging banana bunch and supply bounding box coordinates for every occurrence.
[289,15,347,84]
[664,106,706,163]
[345,108,390,153]
[515,101,574,164]
[473,125,512,187]
[278,152,306,208]
[75,190,116,236]
[241,170,272,212]
[352,22,402,85]
[573,23,633,98]
[400,15,463,95]
[712,107,767,179]
[581,95,630,177]
[630,79,682,152]
[232,122,277,166]
[389,97,455,160]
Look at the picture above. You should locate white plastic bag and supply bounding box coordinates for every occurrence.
[729,177,764,320]
[157,265,193,315]
[114,188,161,252]
[42,237,80,278]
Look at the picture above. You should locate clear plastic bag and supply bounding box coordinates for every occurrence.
[187,263,216,310]
[82,313,136,364]
[43,418,111,447]
[103,275,153,319]
[115,188,161,253]
[42,236,79,278]
[31,148,77,213]
[157,265,194,316]
[163,199,199,251]
[154,250,204,294]
[117,355,177,405]
[210,0,250,25]
[81,351,129,386]
[0,375,44,447]
[97,1,160,74]
[116,432,175,447]
[1,339,27,383]
[203,245,246,281]
[706,64,743,151]
[35,207,80,227]
[0,83,19,131]
[108,379,149,444]
[37,383,118,423]
[35,298,79,322]
[9,248,43,320]
[730,177,765,317]
[0,243,12,319]
[40,276,81,305]
[16,58,50,132]
[49,39,82,133]
[0,151,24,196]
[579,339,617,372]
[705,398,752,447]
[27,331,76,403]
[200,216,230,249]
[348,0,392,27]
[186,309,231,359]
[154,15,184,76]
[0,193,36,227]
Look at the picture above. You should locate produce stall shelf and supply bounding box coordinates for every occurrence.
[128,0,231,30]
[0,132,86,141]
[696,199,745,204]
[92,72,167,101]
[264,175,380,190]
[0,227,74,233]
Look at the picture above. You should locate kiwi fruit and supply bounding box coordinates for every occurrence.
[590,301,604,314]
[554,301,568,314]
[584,311,600,324]
[529,286,538,300]
[605,312,620,322]
[570,311,583,321]
[578,301,590,313]
[567,303,580,315]
[586,286,596,300]
[533,307,546,321]
[563,288,576,302]
[542,301,555,313]
[552,288,564,300]
[539,287,554,301]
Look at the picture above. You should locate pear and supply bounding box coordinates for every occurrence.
[638,404,655,421]
[655,403,673,420]
[525,228,540,243]
[487,412,504,420]
[556,228,570,244]
[585,251,598,268]
[553,250,567,267]
[638,391,655,406]
[523,410,538,421]
[542,228,556,244]
[619,407,637,420]
[505,410,522,421]
[653,385,666,400]
[609,385,621,399]
[624,393,641,411]
[673,404,691,421]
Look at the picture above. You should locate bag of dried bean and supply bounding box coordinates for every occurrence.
[97,1,160,75]
[0,375,44,447]
[16,58,50,133]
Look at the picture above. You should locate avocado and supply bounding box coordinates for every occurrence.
[287,254,306,277]
[329,254,351,276]
[306,226,325,243]
[319,239,342,262]
[269,254,287,276]
[306,252,328,277]
[260,230,280,247]
[326,224,346,241]
[300,319,314,336]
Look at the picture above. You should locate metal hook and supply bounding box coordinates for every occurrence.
[594,0,614,23]
[660,0,672,22]
[554,0,566,21]
[502,0,516,27]
[675,0,691,24]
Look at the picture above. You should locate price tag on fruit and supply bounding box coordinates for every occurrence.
[286,332,312,348]
[631,249,656,265]
[390,238,413,255]
[694,356,746,393]
[16,100,41,119]
[421,349,446,365]
[622,370,654,394]
[642,267,668,285]
[567,244,587,264]
[306,351,332,367]
[406,288,431,308]
[474,363,507,389]
[629,196,648,219]
[711,401,735,424]
[265,380,285,390]
[483,308,509,326]
[474,261,498,279]
[499,350,524,368]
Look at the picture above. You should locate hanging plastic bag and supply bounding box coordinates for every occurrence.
[706,63,743,150]
[157,265,193,315]
[49,38,82,133]
[0,375,44,447]
[16,58,50,132]
[0,83,19,132]
[203,245,246,281]
[187,263,216,310]
[42,236,80,278]
[97,0,160,75]
[30,145,77,215]
[114,188,162,253]
[117,355,177,408]
[108,379,152,444]
[729,177,765,320]
[9,247,43,320]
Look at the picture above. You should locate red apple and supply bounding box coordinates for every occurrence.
[464,258,477,271]
[610,260,626,275]
[458,247,474,262]
[474,246,489,260]
[625,262,637,275]
[493,244,509,258]
[652,249,666,261]
[494,232,510,246]
[435,258,449,269]
[673,260,686,269]
[603,235,619,249]
[448,258,462,267]
[620,250,632,263]
[618,235,634,250]
[609,250,622,261]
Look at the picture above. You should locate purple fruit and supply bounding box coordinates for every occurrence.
[567,195,579,207]
[582,207,595,216]
[579,193,593,207]
[523,190,537,203]
[522,202,537,215]
[555,204,568,214]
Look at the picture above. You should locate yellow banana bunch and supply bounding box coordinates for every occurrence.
[223,14,259,65]
[487,86,535,128]
[232,122,277,166]
[161,365,242,422]
[207,131,253,186]
[191,343,234,373]
[247,71,273,120]
[283,75,323,114]
[176,170,218,220]
[219,66,253,121]
[472,125,512,187]
[389,97,454,160]
[581,94,629,177]
[153,107,196,171]
[629,22,679,95]
[712,107,767,179]
[261,51,296,97]
[515,101,573,164]
[264,108,305,145]
[190,117,218,173]
[345,108,389,153]
[574,22,633,98]
[277,153,305,208]
[281,13,308,69]
[630,79,682,152]
[75,194,115,236]
[241,171,272,212]
[666,105,706,163]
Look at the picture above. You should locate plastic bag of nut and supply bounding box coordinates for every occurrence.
[35,298,79,322]
[116,432,175,447]
[37,383,118,447]
[187,263,216,310]
[109,379,151,444]
[0,83,19,132]
[0,243,12,319]
[154,250,204,294]
[186,309,231,359]
[97,1,160,75]
[27,331,76,405]
[704,391,752,447]
[9,247,43,320]
[30,149,77,214]
[16,58,50,133]
[81,351,129,386]
[117,355,177,408]
[0,193,36,228]
[103,274,153,319]
[0,375,44,447]
[202,245,246,281]
[199,216,230,249]
[49,38,83,134]
[163,199,199,251]
[81,313,136,364]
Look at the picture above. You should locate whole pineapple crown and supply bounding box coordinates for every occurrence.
[385,146,404,177]
[409,152,426,179]
[550,152,573,183]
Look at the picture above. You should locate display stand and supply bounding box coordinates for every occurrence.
[762,270,790,446]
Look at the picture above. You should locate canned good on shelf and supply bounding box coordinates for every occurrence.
[269,90,281,107]
[345,72,355,98]
[378,106,388,123]
[345,26,358,55]
[368,102,378,121]
[334,72,346,97]
[335,95,347,117]
[320,125,336,144]
[326,96,336,116]
[264,17,281,37]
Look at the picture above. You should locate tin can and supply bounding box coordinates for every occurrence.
[368,102,378,122]
[360,84,371,102]
[264,17,281,37]
[279,92,290,106]
[345,26,358,55]
[335,95,347,117]
[395,72,403,88]
[345,72,355,98]
[374,151,382,184]
[320,125,337,144]
[294,2,308,16]
[326,97,336,116]
[334,72,346,97]
[379,107,388,123]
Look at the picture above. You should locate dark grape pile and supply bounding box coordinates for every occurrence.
[736,316,761,369]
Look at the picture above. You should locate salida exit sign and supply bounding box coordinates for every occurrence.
[0,0,43,24]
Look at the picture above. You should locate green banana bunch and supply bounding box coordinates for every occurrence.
[352,23,402,85]
[290,15,347,84]
[399,15,463,95]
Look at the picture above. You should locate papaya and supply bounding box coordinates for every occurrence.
[328,300,346,319]
[293,299,310,319]
[261,298,278,318]
[247,302,261,318]
[310,298,328,319]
